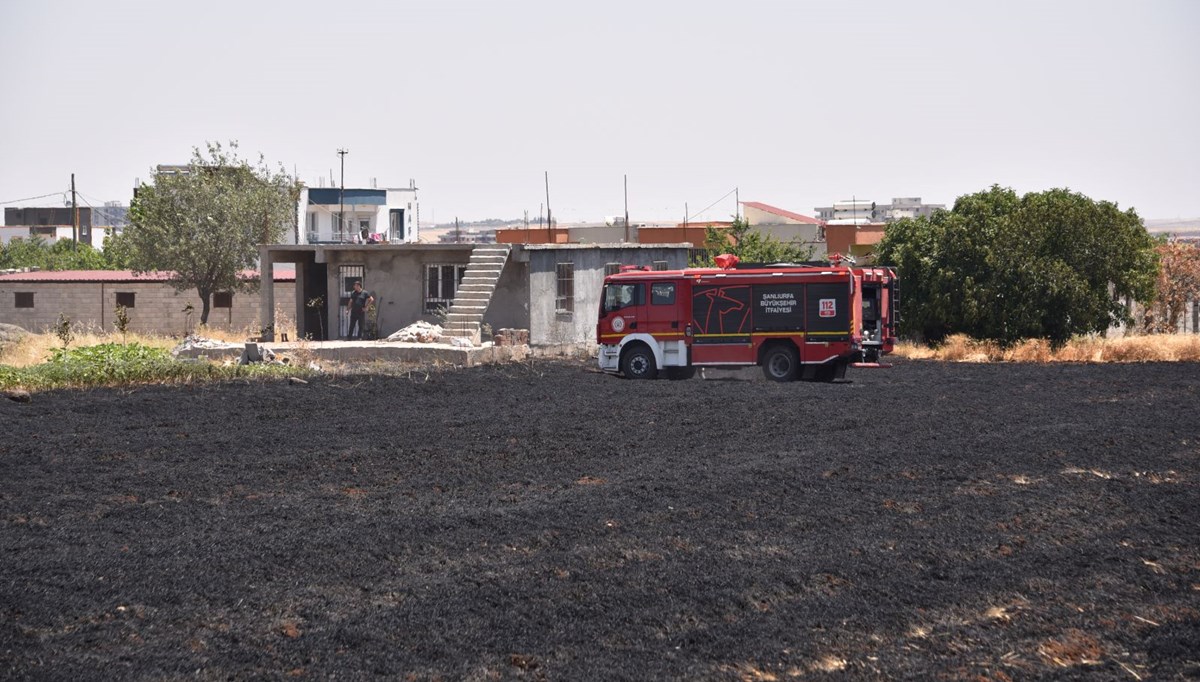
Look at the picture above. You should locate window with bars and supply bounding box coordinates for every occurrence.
[116,292,135,308]
[604,262,621,276]
[556,262,574,314]
[213,292,233,308]
[425,264,467,312]
[14,292,33,308]
[652,260,669,271]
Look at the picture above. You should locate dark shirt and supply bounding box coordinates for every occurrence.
[349,290,371,312]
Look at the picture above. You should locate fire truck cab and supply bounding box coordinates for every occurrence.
[596,259,897,381]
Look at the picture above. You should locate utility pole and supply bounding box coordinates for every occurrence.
[71,173,78,251]
[337,148,349,241]
[624,174,630,243]
[544,171,552,229]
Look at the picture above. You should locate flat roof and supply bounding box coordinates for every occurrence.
[0,269,295,283]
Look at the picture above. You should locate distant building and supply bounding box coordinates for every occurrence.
[739,201,825,246]
[815,197,944,224]
[295,184,419,245]
[1,205,129,247]
[436,226,497,244]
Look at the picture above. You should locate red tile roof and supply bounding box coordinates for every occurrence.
[740,201,824,225]
[0,269,295,283]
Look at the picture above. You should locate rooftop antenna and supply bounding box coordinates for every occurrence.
[544,171,552,229]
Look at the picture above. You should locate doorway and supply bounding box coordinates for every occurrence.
[338,264,365,338]
[303,262,329,340]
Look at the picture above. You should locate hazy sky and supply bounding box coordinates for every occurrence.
[2,0,1197,225]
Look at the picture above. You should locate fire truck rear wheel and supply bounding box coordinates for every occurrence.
[621,345,658,380]
[761,344,799,382]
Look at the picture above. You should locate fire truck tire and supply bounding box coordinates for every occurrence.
[665,366,696,380]
[621,345,658,380]
[761,344,799,382]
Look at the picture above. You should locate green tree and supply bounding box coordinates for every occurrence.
[47,239,108,270]
[877,185,1158,346]
[126,141,299,324]
[696,216,816,266]
[0,236,52,271]
[100,230,135,269]
[0,236,118,271]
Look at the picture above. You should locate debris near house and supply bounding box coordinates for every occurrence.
[239,343,278,365]
[493,328,530,346]
[384,321,446,344]
[170,334,242,357]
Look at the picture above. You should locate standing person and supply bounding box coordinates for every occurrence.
[346,281,374,339]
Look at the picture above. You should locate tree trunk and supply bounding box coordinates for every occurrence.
[198,290,212,325]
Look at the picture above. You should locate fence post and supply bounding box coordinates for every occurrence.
[1193,299,1198,334]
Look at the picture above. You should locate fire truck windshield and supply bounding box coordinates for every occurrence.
[602,283,643,313]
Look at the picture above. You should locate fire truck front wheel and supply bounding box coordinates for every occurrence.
[761,344,799,382]
[620,344,658,380]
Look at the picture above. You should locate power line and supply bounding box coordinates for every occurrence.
[687,187,739,222]
[0,191,64,206]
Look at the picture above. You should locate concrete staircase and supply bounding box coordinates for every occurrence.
[443,245,511,345]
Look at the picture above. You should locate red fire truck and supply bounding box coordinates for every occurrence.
[596,256,897,381]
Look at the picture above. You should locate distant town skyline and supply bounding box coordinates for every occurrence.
[2,0,1198,225]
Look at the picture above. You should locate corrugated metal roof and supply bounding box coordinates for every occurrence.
[0,269,296,283]
[739,201,825,225]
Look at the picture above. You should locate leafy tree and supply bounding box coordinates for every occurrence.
[696,216,816,266]
[100,230,136,269]
[0,236,51,271]
[877,185,1158,346]
[47,239,108,270]
[126,141,299,324]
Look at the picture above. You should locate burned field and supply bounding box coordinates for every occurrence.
[2,359,1198,680]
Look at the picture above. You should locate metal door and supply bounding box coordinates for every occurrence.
[338,264,365,338]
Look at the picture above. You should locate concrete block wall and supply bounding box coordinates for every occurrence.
[0,281,295,337]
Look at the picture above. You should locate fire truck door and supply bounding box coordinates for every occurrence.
[645,280,687,366]
[645,281,683,336]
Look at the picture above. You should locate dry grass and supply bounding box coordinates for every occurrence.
[894,333,1200,363]
[1,304,300,370]
[0,329,177,368]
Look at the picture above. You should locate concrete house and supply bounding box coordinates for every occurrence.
[258,243,691,346]
[296,184,419,245]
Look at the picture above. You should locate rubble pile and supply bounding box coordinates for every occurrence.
[170,334,242,357]
[384,321,446,344]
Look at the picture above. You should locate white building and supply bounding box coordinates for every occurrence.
[296,184,419,245]
[815,197,945,224]
[739,201,825,245]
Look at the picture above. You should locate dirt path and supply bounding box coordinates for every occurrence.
[2,359,1198,679]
